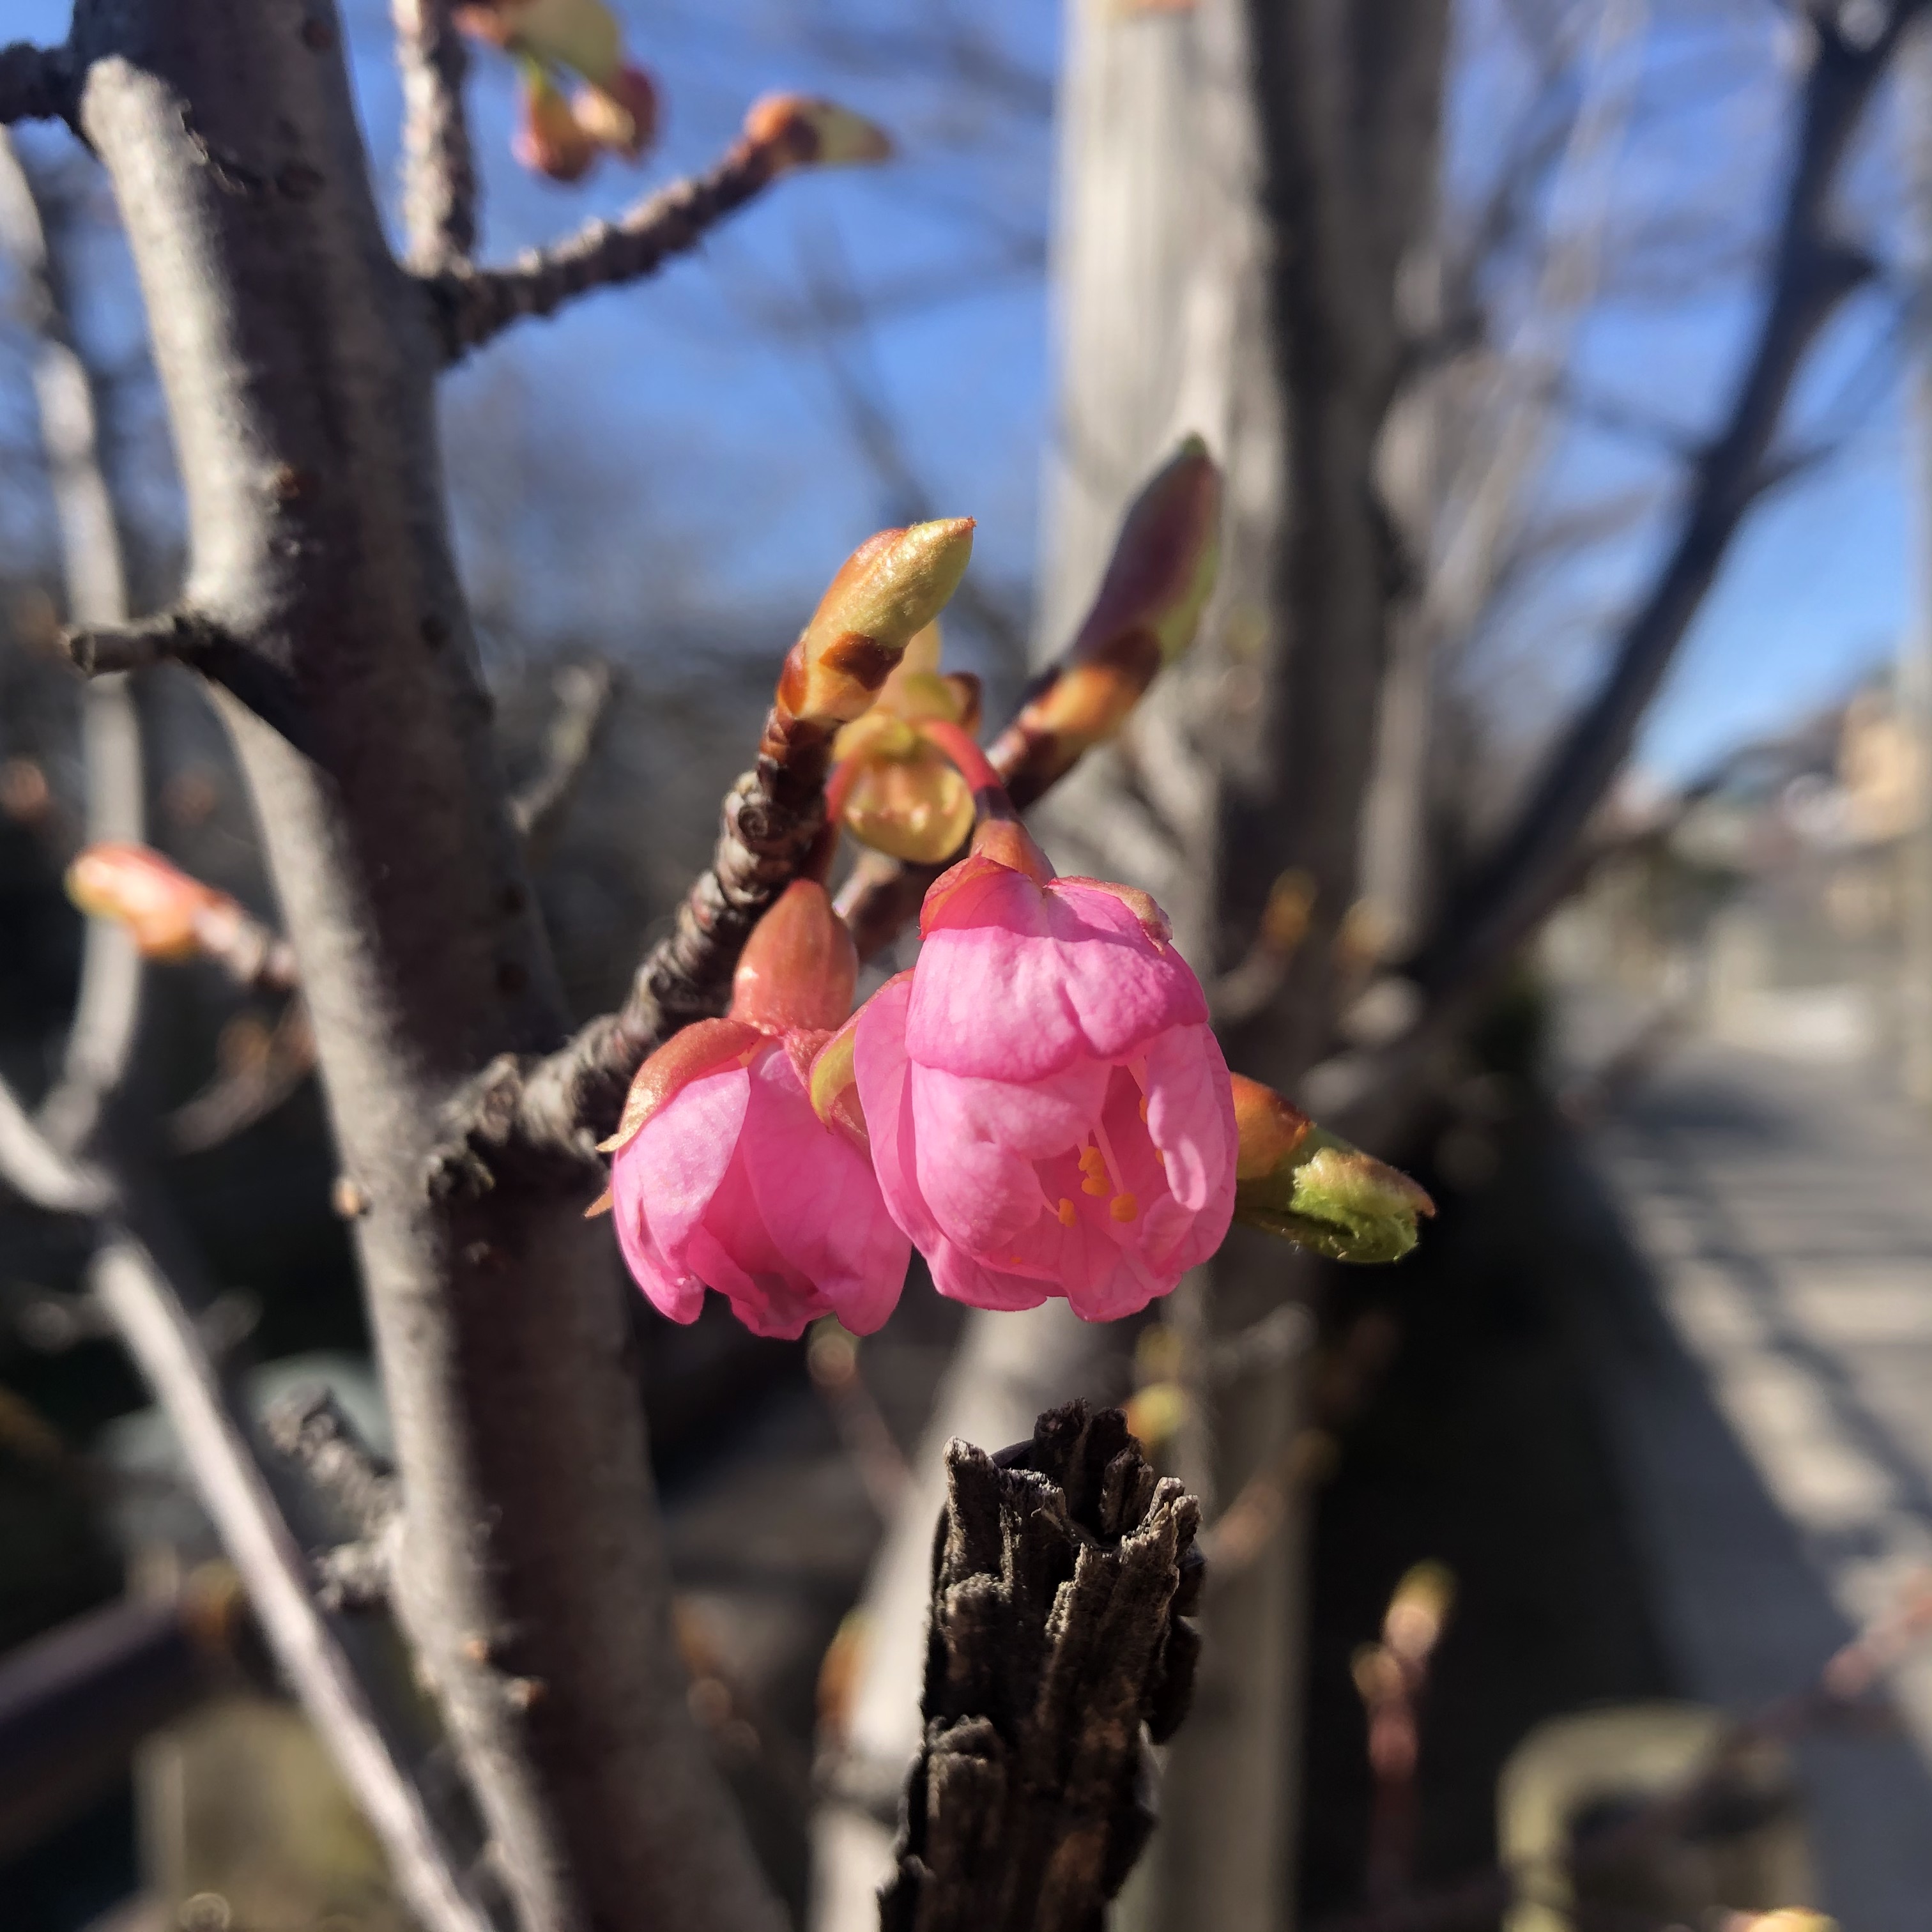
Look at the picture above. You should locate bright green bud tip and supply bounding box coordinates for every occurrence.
[1233,1119,1435,1266]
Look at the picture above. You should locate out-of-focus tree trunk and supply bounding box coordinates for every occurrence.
[1035,6,1448,1930]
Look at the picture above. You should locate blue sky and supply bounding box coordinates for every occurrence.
[6,0,1917,786]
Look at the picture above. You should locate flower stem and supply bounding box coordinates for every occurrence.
[918,717,1015,820]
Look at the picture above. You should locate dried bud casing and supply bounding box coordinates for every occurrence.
[743,95,894,174]
[783,519,975,727]
[1229,1072,1434,1264]
[599,1016,766,1157]
[729,880,858,1034]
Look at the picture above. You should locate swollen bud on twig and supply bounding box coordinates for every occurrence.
[779,519,975,728]
[742,95,893,174]
[457,0,659,174]
[66,843,296,990]
[1229,1074,1434,1264]
[990,436,1220,801]
[728,880,857,1034]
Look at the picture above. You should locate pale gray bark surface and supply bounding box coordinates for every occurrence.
[62,6,783,1928]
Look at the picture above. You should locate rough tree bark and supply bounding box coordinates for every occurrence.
[62,6,781,1929]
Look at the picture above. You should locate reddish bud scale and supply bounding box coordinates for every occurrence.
[728,881,857,1034]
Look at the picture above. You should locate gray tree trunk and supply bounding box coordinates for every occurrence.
[66,7,781,1929]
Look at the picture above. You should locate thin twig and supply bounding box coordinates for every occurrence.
[510,659,618,861]
[0,131,146,1157]
[0,1086,489,1932]
[1409,6,1917,1020]
[163,999,316,1156]
[91,1232,490,1932]
[429,136,786,362]
[0,42,73,125]
[393,0,477,270]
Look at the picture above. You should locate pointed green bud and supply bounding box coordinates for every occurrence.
[744,95,894,174]
[1229,1073,1433,1264]
[780,519,976,727]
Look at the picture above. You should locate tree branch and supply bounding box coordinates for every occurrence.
[1331,8,1925,1145]
[91,1230,491,1932]
[0,42,75,126]
[0,129,148,1158]
[0,1087,489,1932]
[510,658,618,861]
[428,135,787,362]
[881,1400,1203,1932]
[393,0,476,270]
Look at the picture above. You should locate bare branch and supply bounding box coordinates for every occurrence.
[163,999,316,1155]
[393,0,477,270]
[1351,9,1926,1138]
[0,42,74,126]
[264,1383,401,1542]
[0,1078,112,1216]
[0,1081,487,1932]
[429,137,786,362]
[0,130,146,1155]
[92,1232,491,1932]
[510,658,618,860]
[880,1402,1203,1932]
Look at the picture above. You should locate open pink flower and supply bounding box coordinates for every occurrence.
[848,834,1236,1319]
[604,884,909,1340]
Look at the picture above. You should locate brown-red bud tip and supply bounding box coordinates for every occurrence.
[744,95,893,174]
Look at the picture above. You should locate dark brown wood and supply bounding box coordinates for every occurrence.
[881,1402,1203,1932]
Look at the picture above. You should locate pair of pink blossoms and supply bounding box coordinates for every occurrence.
[604,831,1238,1338]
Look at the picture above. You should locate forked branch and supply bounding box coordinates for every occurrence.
[0,42,74,126]
[393,0,477,270]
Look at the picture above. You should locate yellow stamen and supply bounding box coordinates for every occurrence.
[1138,1095,1149,1123]
[1057,1197,1077,1228]
[1110,1192,1138,1223]
[1082,1176,1110,1196]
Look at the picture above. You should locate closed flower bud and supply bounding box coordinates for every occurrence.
[1229,1073,1434,1263]
[66,843,240,964]
[992,437,1220,799]
[743,95,894,174]
[602,891,908,1339]
[781,519,975,728]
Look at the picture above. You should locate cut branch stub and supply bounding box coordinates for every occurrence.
[882,1400,1203,1932]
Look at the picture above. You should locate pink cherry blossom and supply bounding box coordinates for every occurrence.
[850,853,1236,1320]
[604,884,910,1339]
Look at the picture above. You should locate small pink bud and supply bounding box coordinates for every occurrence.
[728,881,857,1034]
[66,843,239,964]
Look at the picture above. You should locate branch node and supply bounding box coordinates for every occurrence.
[264,1384,400,1541]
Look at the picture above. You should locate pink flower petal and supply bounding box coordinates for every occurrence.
[739,1046,910,1335]
[908,873,1206,1082]
[1143,1023,1238,1218]
[907,1057,1109,1159]
[687,1142,832,1340]
[611,1063,750,1324]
